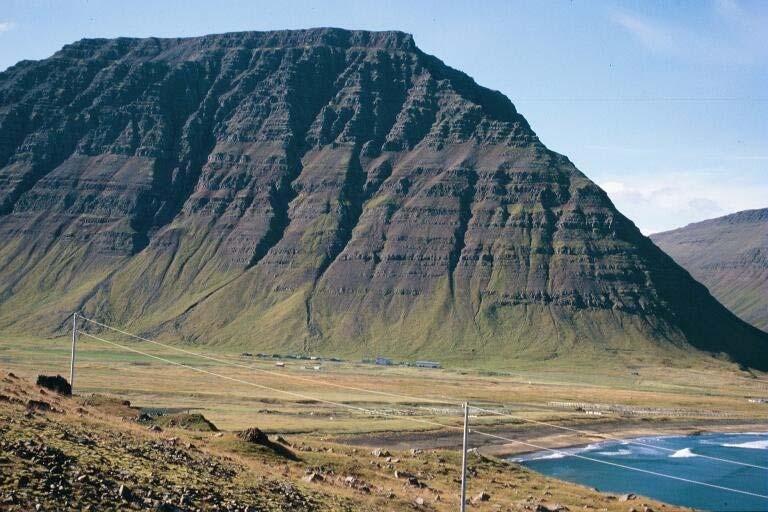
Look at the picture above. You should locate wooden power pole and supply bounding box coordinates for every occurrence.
[69,313,77,392]
[460,402,469,511]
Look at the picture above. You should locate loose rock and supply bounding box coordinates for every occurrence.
[472,491,491,503]
[36,375,71,396]
[302,472,323,483]
[238,427,269,444]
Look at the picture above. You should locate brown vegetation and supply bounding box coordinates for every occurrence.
[0,370,693,511]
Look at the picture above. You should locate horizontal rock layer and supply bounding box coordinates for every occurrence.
[0,28,765,368]
[652,208,768,333]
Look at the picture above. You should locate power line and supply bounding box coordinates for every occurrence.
[471,430,768,501]
[77,314,768,471]
[79,314,767,390]
[76,329,768,502]
[78,315,460,405]
[77,331,450,423]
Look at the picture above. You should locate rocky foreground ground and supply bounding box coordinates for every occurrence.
[0,371,686,511]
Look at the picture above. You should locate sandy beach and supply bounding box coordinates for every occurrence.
[339,417,768,459]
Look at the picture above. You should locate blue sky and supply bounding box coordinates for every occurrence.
[1,0,765,233]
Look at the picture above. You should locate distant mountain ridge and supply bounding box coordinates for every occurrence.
[652,208,768,333]
[0,28,766,368]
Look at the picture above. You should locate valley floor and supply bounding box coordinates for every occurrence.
[1,334,767,511]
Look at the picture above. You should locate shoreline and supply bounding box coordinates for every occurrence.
[339,417,768,459]
[478,423,768,462]
[479,422,768,459]
[501,427,768,461]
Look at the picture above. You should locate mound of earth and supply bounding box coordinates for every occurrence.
[238,427,269,444]
[236,427,298,461]
[153,412,219,432]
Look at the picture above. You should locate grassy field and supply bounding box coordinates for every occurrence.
[1,332,766,440]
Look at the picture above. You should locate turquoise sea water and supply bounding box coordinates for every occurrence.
[513,432,768,512]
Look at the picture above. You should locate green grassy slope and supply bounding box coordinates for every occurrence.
[652,208,768,332]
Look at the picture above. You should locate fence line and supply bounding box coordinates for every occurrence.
[75,327,768,502]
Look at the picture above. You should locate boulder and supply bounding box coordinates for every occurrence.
[238,427,269,445]
[117,484,132,500]
[535,503,570,512]
[26,400,52,412]
[36,375,71,396]
[406,476,425,488]
[302,472,323,483]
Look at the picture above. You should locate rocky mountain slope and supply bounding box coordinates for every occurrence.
[652,208,768,332]
[0,28,766,368]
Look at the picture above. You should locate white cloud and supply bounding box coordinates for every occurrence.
[715,0,744,18]
[600,181,626,195]
[714,0,768,30]
[584,145,768,162]
[686,197,723,217]
[596,172,768,234]
[610,2,767,65]
[611,12,676,54]
[0,22,15,34]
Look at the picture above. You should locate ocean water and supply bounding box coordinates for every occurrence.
[513,432,768,512]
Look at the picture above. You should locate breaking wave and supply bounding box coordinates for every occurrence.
[669,447,697,458]
[595,448,633,457]
[525,451,567,461]
[515,432,768,511]
[721,440,768,450]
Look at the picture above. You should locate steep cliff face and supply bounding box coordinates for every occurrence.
[652,209,768,333]
[1,29,766,368]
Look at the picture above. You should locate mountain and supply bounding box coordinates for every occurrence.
[1,28,766,368]
[652,209,768,333]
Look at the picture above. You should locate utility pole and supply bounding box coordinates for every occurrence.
[69,312,77,392]
[460,401,469,512]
